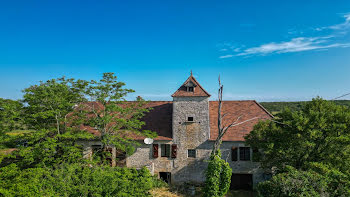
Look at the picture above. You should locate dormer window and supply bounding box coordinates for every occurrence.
[184,80,196,92]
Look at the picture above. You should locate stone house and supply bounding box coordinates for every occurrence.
[80,73,273,190]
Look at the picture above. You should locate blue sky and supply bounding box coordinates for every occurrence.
[1,0,350,101]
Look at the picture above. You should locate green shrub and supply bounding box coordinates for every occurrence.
[257,166,330,197]
[0,163,155,197]
[203,151,232,197]
[151,175,168,188]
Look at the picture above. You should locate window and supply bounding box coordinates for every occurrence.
[92,145,102,155]
[171,144,177,158]
[153,144,159,158]
[159,172,171,184]
[187,116,194,122]
[188,149,196,158]
[161,144,170,157]
[231,147,238,161]
[188,86,194,92]
[239,147,251,161]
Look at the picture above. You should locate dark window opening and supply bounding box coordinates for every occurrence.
[92,145,103,156]
[239,147,251,161]
[231,147,238,161]
[188,87,194,92]
[230,174,253,190]
[161,144,170,157]
[116,150,126,167]
[188,149,196,158]
[187,117,194,122]
[159,172,171,184]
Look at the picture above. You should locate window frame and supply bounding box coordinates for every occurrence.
[239,147,251,161]
[187,149,196,158]
[187,116,194,122]
[161,144,171,157]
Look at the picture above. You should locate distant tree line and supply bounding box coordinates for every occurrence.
[260,100,350,113]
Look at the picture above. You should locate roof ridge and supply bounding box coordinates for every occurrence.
[171,74,211,97]
[253,100,274,118]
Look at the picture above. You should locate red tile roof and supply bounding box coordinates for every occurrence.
[171,74,211,97]
[79,101,173,141]
[138,101,173,140]
[79,100,272,142]
[209,101,273,141]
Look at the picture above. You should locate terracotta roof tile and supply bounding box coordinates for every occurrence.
[209,101,273,141]
[80,101,173,141]
[139,101,173,140]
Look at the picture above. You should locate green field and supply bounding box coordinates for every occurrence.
[260,100,350,114]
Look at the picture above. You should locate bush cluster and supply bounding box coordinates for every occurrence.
[0,163,156,197]
[257,166,350,197]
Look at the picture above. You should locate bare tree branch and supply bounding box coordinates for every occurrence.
[211,76,261,156]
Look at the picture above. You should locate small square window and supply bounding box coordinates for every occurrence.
[188,87,194,92]
[187,117,194,122]
[188,149,196,158]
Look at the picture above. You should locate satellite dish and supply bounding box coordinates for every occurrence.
[144,138,154,145]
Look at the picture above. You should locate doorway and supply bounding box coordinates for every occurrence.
[230,174,253,190]
[159,172,171,184]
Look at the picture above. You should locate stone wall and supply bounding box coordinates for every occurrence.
[125,140,266,186]
[171,96,210,183]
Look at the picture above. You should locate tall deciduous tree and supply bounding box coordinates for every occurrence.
[245,97,350,174]
[78,73,156,154]
[22,77,88,134]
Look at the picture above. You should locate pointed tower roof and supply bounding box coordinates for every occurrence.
[171,73,211,97]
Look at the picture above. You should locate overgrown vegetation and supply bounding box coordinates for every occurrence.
[0,163,155,197]
[0,73,162,197]
[203,151,232,197]
[246,98,350,196]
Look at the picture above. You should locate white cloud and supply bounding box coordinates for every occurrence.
[219,13,350,58]
[235,36,350,56]
[329,13,350,30]
[233,48,241,52]
[315,13,350,31]
[219,54,234,59]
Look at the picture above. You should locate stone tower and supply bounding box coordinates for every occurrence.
[171,73,211,183]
